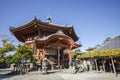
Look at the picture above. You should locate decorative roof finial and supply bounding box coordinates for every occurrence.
[46,16,52,23]
[34,16,37,20]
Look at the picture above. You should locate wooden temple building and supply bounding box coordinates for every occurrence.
[9,17,81,69]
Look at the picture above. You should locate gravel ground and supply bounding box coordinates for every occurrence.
[0,69,120,80]
[0,74,64,80]
[58,72,120,80]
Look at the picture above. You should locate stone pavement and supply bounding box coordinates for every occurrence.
[0,69,120,80]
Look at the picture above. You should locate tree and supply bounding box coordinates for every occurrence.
[95,44,101,48]
[5,55,13,64]
[86,47,96,52]
[102,37,111,44]
[115,35,120,39]
[0,38,15,63]
[11,45,35,63]
[72,49,81,59]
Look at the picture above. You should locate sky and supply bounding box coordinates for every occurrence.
[0,0,120,52]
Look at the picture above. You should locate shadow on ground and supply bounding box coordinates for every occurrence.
[0,71,20,79]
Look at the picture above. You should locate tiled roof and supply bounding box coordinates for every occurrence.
[97,37,120,50]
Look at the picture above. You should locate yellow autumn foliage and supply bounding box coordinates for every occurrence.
[78,49,120,59]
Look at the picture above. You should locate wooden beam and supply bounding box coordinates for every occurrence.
[48,43,68,48]
[36,24,42,37]
[111,57,116,74]
[20,35,26,41]
[95,59,98,72]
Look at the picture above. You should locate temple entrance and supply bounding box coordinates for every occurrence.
[36,45,69,70]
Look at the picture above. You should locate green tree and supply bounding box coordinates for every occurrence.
[115,35,120,39]
[11,45,35,63]
[86,47,96,52]
[72,49,81,59]
[5,55,13,64]
[102,37,111,44]
[0,38,15,63]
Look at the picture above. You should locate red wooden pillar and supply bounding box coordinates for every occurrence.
[41,49,45,66]
[36,48,40,62]
[41,45,46,67]
[68,46,72,67]
[57,47,61,67]
[68,52,72,64]
[62,54,64,66]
